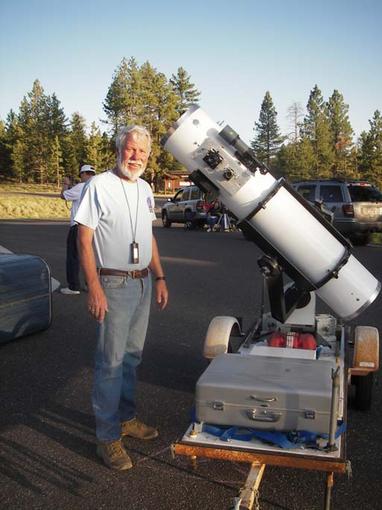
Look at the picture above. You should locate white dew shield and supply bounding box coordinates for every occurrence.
[162,105,381,321]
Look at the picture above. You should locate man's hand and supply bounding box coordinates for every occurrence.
[155,279,168,310]
[87,282,109,322]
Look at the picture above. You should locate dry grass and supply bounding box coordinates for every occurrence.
[0,182,60,193]
[0,183,70,219]
[371,233,382,244]
[0,196,70,219]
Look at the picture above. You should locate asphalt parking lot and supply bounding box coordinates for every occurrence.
[0,220,382,510]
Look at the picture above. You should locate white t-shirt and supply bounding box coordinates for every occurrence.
[63,182,86,226]
[74,170,156,271]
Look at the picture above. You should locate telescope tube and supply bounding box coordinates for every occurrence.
[162,105,380,321]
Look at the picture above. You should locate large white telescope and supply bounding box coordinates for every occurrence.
[162,105,380,321]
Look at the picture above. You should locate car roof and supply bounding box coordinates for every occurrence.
[293,179,373,186]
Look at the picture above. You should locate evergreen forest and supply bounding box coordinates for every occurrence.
[1,57,381,190]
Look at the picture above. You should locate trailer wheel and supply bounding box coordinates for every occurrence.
[353,372,374,411]
[203,316,242,360]
[349,233,371,246]
[162,211,172,228]
[351,325,379,411]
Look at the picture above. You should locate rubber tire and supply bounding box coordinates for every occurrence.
[350,233,371,246]
[184,210,197,229]
[204,316,242,360]
[353,372,374,411]
[162,212,172,228]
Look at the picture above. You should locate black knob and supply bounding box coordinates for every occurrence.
[223,168,235,180]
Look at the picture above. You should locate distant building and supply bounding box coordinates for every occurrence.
[162,170,191,193]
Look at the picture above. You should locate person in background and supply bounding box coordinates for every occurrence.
[75,126,168,471]
[205,198,220,232]
[60,164,96,295]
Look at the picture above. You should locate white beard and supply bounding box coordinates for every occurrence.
[117,159,145,181]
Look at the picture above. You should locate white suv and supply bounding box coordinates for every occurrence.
[293,179,382,245]
[161,185,208,228]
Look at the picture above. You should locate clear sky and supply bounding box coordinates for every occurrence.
[0,0,381,144]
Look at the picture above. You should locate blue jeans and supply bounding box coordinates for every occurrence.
[92,274,152,442]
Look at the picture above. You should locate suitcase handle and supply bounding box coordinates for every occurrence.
[250,395,277,403]
[247,409,282,422]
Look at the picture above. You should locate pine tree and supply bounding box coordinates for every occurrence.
[46,93,68,139]
[86,122,104,170]
[277,138,315,181]
[139,62,180,189]
[47,135,63,187]
[103,57,199,190]
[11,140,26,183]
[65,112,88,179]
[358,131,373,179]
[4,110,24,181]
[170,67,200,115]
[0,119,12,179]
[99,132,115,171]
[18,80,51,183]
[45,93,68,182]
[251,91,284,168]
[347,146,360,180]
[302,85,334,178]
[295,138,317,180]
[103,57,143,134]
[358,110,382,188]
[327,90,353,177]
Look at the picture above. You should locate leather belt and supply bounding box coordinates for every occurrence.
[99,268,149,279]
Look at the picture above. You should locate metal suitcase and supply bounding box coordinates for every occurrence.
[195,353,337,434]
[0,254,52,343]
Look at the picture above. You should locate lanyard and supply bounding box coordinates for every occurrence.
[120,178,139,243]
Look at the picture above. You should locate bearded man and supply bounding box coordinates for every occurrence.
[75,126,168,470]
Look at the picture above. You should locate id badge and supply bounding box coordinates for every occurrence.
[131,242,139,264]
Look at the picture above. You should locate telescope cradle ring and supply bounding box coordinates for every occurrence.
[243,178,286,222]
[238,178,354,293]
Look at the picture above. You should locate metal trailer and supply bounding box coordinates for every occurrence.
[161,104,380,510]
[171,302,379,510]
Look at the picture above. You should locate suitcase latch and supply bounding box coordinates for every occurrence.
[304,410,316,420]
[212,401,225,411]
[247,409,282,422]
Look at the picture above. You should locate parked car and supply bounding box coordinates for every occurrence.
[293,179,382,245]
[161,185,209,228]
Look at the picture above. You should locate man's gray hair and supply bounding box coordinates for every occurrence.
[115,125,152,157]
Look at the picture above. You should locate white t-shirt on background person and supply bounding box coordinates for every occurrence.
[63,182,86,226]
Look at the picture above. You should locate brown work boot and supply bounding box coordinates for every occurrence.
[96,439,133,470]
[121,417,159,440]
